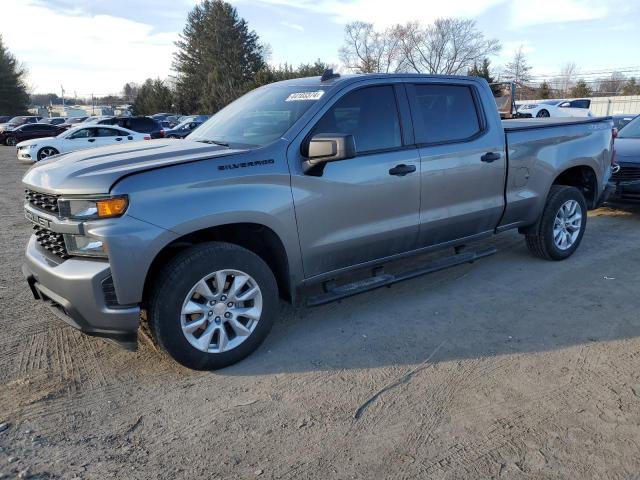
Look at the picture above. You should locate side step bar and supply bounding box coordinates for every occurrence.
[306,246,497,307]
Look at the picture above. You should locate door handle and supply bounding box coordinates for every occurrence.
[115,138,122,141]
[481,152,501,163]
[389,164,416,176]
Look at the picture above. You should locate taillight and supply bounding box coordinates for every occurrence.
[160,129,165,137]
[144,135,151,140]
[611,128,617,167]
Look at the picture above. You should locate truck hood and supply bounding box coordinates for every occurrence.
[22,139,249,194]
[615,138,640,162]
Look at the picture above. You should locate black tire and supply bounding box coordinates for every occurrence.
[148,242,278,370]
[536,109,550,118]
[525,185,587,261]
[5,136,16,146]
[36,147,59,161]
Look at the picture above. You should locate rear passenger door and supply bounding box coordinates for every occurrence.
[406,82,506,247]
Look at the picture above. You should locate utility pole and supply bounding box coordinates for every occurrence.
[61,85,65,108]
[91,94,95,115]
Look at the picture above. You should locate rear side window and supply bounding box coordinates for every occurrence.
[311,85,401,154]
[410,84,482,144]
[21,125,38,131]
[96,128,117,137]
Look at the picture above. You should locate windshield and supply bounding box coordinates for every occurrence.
[8,116,27,124]
[618,115,640,139]
[188,85,328,147]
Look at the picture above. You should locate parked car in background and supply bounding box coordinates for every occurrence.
[58,117,89,130]
[611,114,637,132]
[16,125,150,162]
[0,116,43,133]
[39,117,68,126]
[19,73,614,369]
[162,119,205,138]
[611,114,640,199]
[0,116,11,123]
[517,99,592,118]
[96,116,164,138]
[1,123,64,146]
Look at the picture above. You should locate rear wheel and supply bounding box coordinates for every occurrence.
[36,147,59,161]
[5,136,17,146]
[525,185,587,260]
[536,109,550,118]
[148,242,278,370]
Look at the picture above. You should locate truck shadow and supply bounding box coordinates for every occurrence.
[220,206,640,376]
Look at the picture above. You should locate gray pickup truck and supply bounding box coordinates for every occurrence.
[22,72,615,370]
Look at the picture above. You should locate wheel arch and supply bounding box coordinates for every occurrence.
[142,222,295,306]
[551,164,598,209]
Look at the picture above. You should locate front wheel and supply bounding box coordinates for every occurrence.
[536,109,550,118]
[525,185,587,260]
[148,242,278,370]
[37,147,59,161]
[5,136,17,146]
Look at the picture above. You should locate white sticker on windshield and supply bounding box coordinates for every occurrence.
[285,90,325,102]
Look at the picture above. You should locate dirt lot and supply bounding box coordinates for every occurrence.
[1,145,639,479]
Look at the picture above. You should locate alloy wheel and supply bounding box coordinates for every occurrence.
[180,269,263,353]
[552,199,582,250]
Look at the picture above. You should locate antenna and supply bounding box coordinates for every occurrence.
[321,69,340,82]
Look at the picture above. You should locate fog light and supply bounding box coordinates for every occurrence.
[63,234,108,258]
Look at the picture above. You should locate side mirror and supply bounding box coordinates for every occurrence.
[303,133,356,173]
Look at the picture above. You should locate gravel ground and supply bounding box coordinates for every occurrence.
[1,145,639,479]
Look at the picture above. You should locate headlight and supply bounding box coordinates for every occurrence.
[63,234,107,258]
[58,196,128,220]
[29,144,38,149]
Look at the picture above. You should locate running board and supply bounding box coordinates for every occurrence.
[306,246,497,307]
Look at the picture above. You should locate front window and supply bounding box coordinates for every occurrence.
[189,85,328,148]
[618,116,640,139]
[310,85,401,153]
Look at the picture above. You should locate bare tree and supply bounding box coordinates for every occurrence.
[503,46,532,85]
[597,71,626,96]
[340,18,500,75]
[339,22,404,73]
[393,18,500,75]
[556,62,578,96]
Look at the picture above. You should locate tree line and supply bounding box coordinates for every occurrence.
[3,0,640,117]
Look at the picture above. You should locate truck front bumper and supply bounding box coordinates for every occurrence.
[23,236,140,349]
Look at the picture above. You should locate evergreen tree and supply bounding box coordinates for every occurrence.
[0,35,29,115]
[173,0,265,114]
[252,59,332,88]
[570,79,592,98]
[621,77,640,96]
[467,58,494,83]
[133,79,174,115]
[538,81,551,99]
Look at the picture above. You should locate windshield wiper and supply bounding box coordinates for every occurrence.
[195,139,230,147]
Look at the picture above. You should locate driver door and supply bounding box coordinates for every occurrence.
[64,127,99,152]
[289,83,421,278]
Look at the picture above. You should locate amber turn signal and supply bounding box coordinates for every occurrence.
[96,197,128,218]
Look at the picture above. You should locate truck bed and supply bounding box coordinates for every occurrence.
[502,116,612,131]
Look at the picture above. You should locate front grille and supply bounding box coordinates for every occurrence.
[33,225,69,259]
[612,163,640,183]
[25,189,60,214]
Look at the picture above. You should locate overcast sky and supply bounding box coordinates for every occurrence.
[1,0,638,96]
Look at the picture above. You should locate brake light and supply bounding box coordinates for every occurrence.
[160,129,165,137]
[144,135,151,140]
